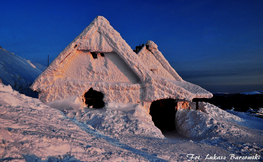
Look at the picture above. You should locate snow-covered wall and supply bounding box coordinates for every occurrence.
[37,79,142,104]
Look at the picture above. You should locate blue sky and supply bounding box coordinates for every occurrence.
[1,0,263,93]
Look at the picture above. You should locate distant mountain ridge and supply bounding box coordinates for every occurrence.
[240,91,263,95]
[213,91,263,95]
[0,48,46,97]
[198,91,263,112]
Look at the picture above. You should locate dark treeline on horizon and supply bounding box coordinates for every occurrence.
[198,93,263,112]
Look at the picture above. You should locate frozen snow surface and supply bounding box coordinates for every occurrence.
[1,84,263,161]
[0,48,44,97]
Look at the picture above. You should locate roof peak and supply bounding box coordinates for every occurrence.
[92,15,110,25]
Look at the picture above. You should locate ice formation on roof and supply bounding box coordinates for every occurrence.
[31,16,212,108]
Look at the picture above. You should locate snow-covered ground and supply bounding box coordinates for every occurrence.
[1,84,263,161]
[0,48,45,97]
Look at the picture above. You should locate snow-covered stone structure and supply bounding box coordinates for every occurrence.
[31,16,212,113]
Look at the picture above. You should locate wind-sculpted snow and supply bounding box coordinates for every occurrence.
[1,84,263,161]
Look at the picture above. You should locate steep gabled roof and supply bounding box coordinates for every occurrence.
[31,16,153,90]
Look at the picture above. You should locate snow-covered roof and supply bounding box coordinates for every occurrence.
[138,41,213,101]
[138,40,182,81]
[31,16,212,102]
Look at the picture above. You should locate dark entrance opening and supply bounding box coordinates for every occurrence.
[150,98,177,131]
[84,88,105,108]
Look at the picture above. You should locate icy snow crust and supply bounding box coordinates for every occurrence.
[1,84,263,161]
[31,16,212,108]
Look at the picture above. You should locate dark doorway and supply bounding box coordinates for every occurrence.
[150,99,177,131]
[84,88,105,108]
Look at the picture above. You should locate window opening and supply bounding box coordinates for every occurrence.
[91,52,98,59]
[84,88,105,108]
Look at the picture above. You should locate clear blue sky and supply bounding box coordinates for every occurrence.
[1,0,263,93]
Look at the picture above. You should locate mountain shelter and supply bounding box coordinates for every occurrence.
[31,16,212,130]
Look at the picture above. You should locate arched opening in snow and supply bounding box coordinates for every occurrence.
[150,98,177,131]
[84,88,105,108]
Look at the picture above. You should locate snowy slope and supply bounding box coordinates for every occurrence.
[0,48,44,97]
[1,84,263,161]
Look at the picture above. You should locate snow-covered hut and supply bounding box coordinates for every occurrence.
[31,16,212,127]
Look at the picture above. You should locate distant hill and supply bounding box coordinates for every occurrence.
[197,91,263,112]
[0,48,46,97]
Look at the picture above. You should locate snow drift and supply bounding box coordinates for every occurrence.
[46,97,164,138]
[75,102,164,138]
